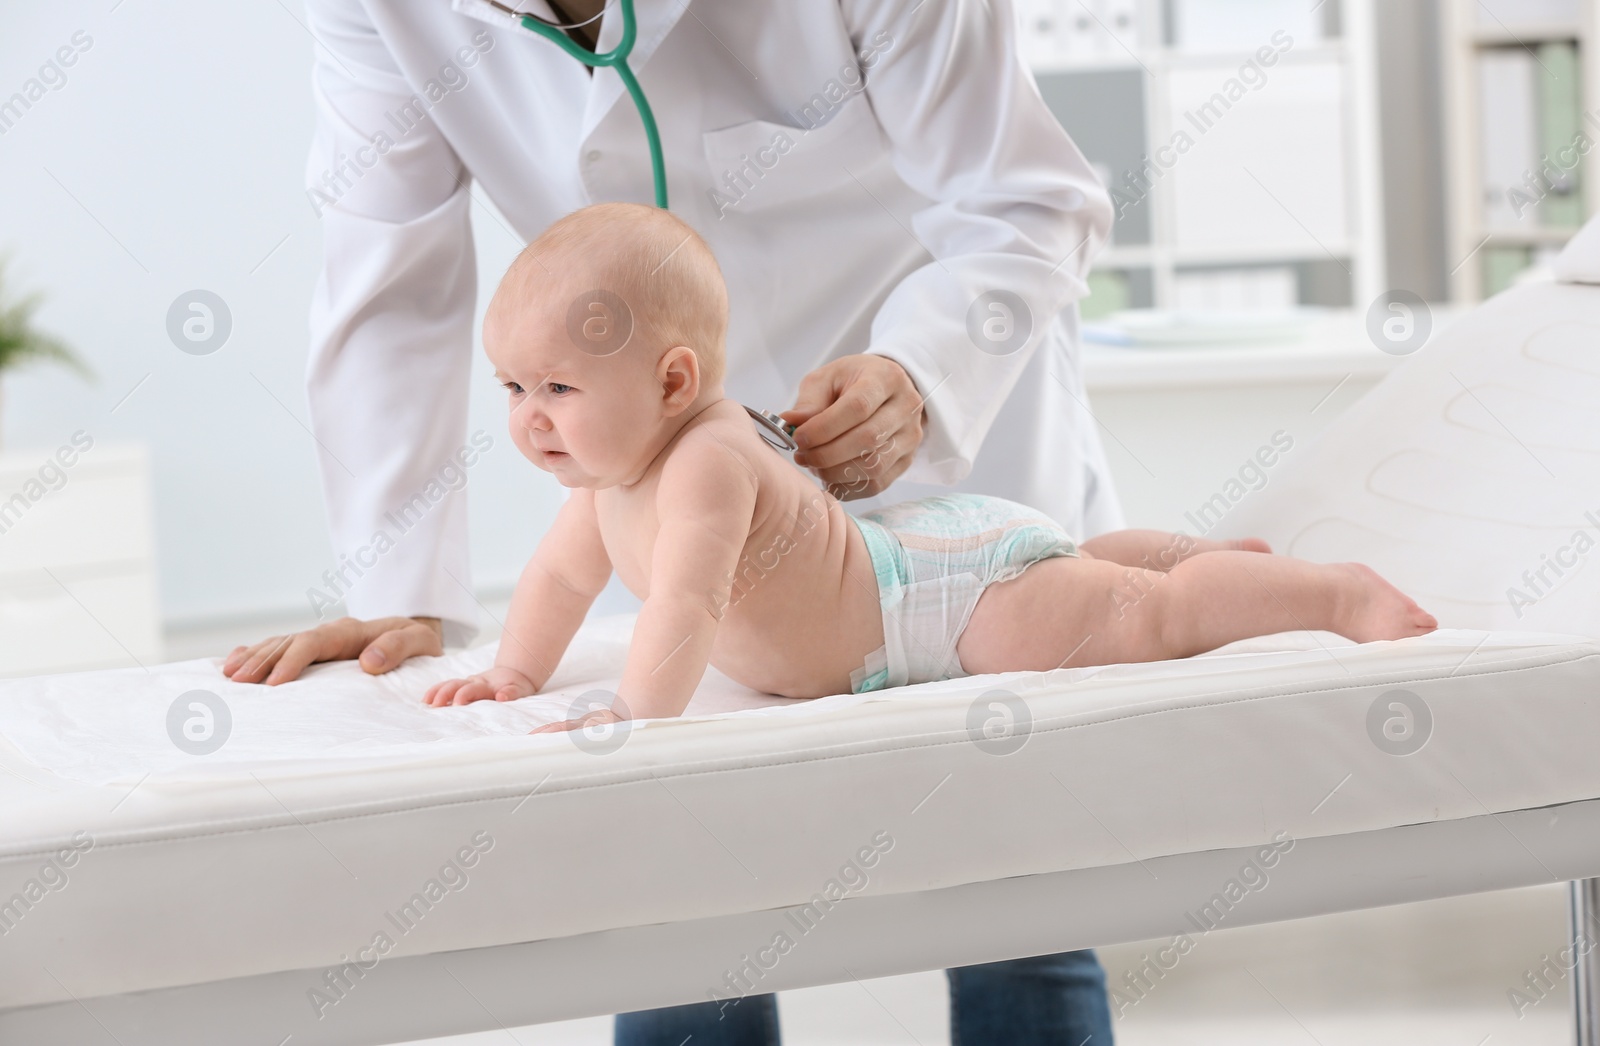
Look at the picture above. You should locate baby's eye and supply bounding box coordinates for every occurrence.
[547,382,574,395]
[499,380,524,395]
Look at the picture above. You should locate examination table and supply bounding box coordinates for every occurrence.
[4,240,1600,1042]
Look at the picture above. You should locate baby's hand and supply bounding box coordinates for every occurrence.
[424,666,538,707]
[530,707,626,735]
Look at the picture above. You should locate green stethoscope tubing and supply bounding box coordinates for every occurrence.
[515,0,669,209]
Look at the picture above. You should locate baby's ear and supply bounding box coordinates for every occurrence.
[656,345,700,415]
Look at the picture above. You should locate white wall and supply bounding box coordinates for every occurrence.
[0,2,557,632]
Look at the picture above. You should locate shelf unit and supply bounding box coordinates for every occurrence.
[1021,0,1386,316]
[1440,0,1600,302]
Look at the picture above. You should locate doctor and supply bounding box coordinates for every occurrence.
[225,0,1120,1040]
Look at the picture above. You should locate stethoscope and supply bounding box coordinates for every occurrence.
[745,407,798,454]
[454,0,668,209]
[456,2,795,455]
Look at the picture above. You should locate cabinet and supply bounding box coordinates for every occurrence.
[1020,0,1386,315]
[0,441,163,677]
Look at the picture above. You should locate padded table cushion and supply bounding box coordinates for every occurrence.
[2,618,1597,1011]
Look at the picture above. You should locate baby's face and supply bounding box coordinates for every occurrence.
[487,291,669,488]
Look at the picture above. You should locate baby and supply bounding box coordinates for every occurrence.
[425,203,1437,732]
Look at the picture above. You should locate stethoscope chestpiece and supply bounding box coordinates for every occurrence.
[744,405,798,453]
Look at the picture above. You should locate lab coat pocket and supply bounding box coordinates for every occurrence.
[702,91,883,215]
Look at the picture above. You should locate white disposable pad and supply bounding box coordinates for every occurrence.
[0,615,801,786]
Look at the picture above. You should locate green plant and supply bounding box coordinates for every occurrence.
[0,257,93,381]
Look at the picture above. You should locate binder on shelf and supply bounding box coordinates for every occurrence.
[1482,247,1532,297]
[1536,41,1583,228]
[1477,48,1540,230]
[1083,269,1132,320]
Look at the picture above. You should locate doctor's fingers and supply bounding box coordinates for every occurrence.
[789,386,892,455]
[356,618,444,677]
[816,451,913,501]
[794,406,923,471]
[224,617,432,685]
[814,424,920,501]
[259,625,374,686]
[227,625,353,686]
[223,633,296,683]
[786,365,896,449]
[223,636,272,675]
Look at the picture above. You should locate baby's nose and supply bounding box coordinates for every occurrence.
[512,400,549,430]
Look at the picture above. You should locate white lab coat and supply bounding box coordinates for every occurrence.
[303,0,1122,646]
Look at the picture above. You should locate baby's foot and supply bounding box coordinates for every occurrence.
[1334,563,1438,642]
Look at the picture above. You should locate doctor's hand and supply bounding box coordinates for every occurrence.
[222,615,444,686]
[781,354,926,501]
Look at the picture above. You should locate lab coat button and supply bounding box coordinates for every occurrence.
[585,149,602,163]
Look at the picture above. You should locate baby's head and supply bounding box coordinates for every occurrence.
[485,202,729,488]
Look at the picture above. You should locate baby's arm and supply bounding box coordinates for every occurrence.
[424,488,611,706]
[607,435,755,722]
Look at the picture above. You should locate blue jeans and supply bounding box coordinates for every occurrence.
[614,949,1113,1045]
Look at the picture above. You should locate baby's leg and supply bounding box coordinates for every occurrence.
[1079,529,1271,570]
[957,552,1437,674]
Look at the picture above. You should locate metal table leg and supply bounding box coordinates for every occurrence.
[1573,879,1600,1046]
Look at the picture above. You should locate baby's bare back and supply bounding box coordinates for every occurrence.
[594,400,885,698]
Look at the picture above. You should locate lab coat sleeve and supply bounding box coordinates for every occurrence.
[303,0,481,646]
[841,0,1113,485]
